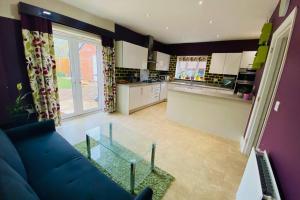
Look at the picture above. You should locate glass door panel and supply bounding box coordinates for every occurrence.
[78,42,100,111]
[53,27,103,119]
[53,37,75,116]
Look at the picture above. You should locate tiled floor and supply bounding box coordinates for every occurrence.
[57,102,247,200]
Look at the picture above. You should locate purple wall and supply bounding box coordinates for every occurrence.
[259,1,300,200]
[168,39,258,56]
[115,24,259,56]
[0,16,33,124]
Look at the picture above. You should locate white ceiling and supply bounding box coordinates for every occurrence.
[58,0,279,44]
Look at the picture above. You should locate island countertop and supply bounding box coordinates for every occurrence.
[168,81,253,104]
[117,81,168,87]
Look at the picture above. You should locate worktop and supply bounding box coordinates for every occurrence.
[117,81,168,87]
[168,81,253,104]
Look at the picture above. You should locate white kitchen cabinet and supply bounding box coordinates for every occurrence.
[154,51,170,71]
[240,51,257,69]
[116,41,148,69]
[209,53,226,74]
[151,84,161,103]
[117,83,164,115]
[160,82,168,100]
[210,53,242,75]
[223,53,242,75]
[129,86,143,110]
[142,85,153,105]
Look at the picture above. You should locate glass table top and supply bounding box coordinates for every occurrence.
[86,122,155,163]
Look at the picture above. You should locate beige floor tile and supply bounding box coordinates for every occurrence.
[58,102,247,200]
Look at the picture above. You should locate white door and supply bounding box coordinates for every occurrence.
[242,8,297,155]
[223,53,242,75]
[210,53,226,74]
[53,28,103,118]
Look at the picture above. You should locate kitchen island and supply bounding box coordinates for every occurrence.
[167,82,252,141]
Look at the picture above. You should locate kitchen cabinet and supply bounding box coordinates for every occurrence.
[210,53,242,75]
[151,51,170,71]
[129,86,143,110]
[240,51,257,69]
[209,53,226,74]
[116,41,148,69]
[117,83,164,114]
[160,82,168,100]
[223,53,242,75]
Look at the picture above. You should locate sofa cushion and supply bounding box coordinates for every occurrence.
[13,131,134,200]
[135,187,153,200]
[0,129,27,180]
[0,158,40,200]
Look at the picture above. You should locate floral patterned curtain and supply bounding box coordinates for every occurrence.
[21,14,61,125]
[102,37,116,113]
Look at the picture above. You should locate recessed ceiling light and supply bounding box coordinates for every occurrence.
[146,13,150,18]
[209,20,213,24]
[198,1,203,5]
[166,26,169,30]
[42,10,51,15]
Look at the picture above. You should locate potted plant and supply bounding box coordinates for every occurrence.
[7,83,35,122]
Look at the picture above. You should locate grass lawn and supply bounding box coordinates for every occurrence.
[57,77,72,89]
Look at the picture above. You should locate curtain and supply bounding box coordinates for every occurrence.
[102,37,116,113]
[21,14,61,125]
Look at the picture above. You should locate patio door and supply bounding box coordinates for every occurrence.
[53,26,103,118]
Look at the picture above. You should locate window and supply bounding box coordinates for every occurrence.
[175,56,208,81]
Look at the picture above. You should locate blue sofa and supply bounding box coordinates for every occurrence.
[0,120,153,200]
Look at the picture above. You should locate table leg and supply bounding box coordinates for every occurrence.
[130,160,136,194]
[151,143,156,171]
[86,134,91,160]
[109,122,113,145]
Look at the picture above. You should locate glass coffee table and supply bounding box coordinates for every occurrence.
[85,122,156,194]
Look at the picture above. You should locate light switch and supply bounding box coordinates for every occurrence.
[274,101,280,112]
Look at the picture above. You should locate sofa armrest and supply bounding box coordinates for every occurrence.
[134,187,153,200]
[5,120,55,141]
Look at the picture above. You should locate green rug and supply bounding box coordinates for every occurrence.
[74,140,174,200]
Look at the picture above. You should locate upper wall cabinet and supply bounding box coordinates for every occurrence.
[116,41,148,69]
[223,53,242,75]
[240,51,257,69]
[210,53,242,75]
[209,53,226,74]
[152,51,170,71]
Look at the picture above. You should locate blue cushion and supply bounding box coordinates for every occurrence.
[0,129,27,180]
[0,158,40,200]
[13,131,134,200]
[5,120,55,142]
[135,187,153,200]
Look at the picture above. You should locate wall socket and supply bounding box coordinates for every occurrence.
[274,101,281,112]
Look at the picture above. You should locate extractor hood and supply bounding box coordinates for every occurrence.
[146,36,157,64]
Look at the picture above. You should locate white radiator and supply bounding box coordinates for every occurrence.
[236,148,281,200]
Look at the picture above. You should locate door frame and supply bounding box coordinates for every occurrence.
[53,27,103,119]
[241,7,298,155]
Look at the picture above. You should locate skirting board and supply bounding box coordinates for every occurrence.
[129,99,167,114]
